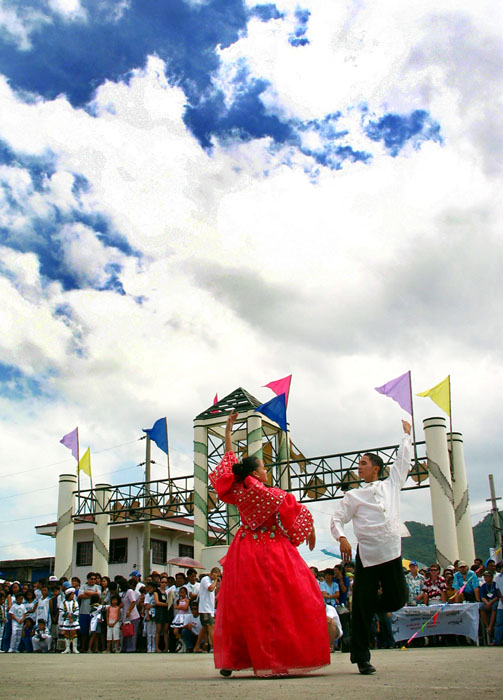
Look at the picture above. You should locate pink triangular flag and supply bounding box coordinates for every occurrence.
[264,375,292,405]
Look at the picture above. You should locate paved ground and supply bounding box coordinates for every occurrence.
[1,648,500,700]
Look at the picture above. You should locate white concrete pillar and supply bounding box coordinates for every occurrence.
[92,483,111,575]
[278,430,290,490]
[55,474,76,579]
[247,413,263,461]
[448,432,476,564]
[423,417,459,568]
[193,423,208,562]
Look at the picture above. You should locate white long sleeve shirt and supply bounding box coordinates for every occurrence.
[330,434,412,567]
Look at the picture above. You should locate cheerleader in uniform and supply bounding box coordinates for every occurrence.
[60,588,80,654]
[171,586,190,645]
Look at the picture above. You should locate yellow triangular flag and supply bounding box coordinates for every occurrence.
[78,447,92,478]
[416,375,451,416]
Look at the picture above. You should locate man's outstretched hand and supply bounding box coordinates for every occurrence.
[339,536,352,562]
[402,420,411,435]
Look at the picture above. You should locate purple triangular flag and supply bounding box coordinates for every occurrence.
[375,371,412,415]
[60,427,78,461]
[255,393,288,432]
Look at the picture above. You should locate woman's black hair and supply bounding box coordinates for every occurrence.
[232,455,260,481]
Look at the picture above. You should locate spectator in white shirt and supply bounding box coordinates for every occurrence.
[185,569,200,602]
[331,420,411,674]
[193,568,220,653]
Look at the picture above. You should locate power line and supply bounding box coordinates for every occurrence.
[0,462,142,502]
[0,438,141,480]
[0,512,56,525]
[0,538,48,551]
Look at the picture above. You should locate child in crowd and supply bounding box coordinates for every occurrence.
[60,587,80,654]
[19,617,34,652]
[144,583,157,653]
[36,585,51,628]
[49,584,61,651]
[0,592,6,652]
[24,589,38,624]
[32,618,52,653]
[88,594,103,653]
[105,594,121,654]
[8,591,26,652]
[171,586,190,645]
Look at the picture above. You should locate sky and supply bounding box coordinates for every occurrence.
[0,0,502,565]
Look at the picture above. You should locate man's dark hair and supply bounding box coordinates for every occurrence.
[364,453,385,477]
[186,568,197,576]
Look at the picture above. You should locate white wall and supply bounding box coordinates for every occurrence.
[71,522,195,581]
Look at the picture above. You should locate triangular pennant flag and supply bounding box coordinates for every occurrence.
[78,447,92,478]
[375,371,412,415]
[264,375,292,405]
[60,427,78,461]
[255,393,287,432]
[143,417,168,454]
[211,393,219,414]
[417,375,450,416]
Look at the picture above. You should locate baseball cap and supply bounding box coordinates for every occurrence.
[458,560,468,567]
[48,576,58,582]
[409,560,418,566]
[130,570,141,577]
[65,587,75,596]
[62,581,71,589]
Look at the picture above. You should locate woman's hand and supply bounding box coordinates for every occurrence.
[308,526,316,551]
[225,410,239,452]
[226,411,238,429]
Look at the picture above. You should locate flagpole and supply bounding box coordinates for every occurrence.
[143,436,152,579]
[408,371,418,464]
[165,417,171,482]
[448,375,454,480]
[77,427,81,515]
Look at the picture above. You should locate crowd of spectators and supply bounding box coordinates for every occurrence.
[1,556,502,655]
[0,566,220,654]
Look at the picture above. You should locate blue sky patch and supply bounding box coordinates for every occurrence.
[364,110,442,156]
[289,7,310,47]
[0,362,55,401]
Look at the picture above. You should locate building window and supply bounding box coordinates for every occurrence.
[109,538,128,564]
[151,538,167,565]
[76,541,93,567]
[178,543,194,558]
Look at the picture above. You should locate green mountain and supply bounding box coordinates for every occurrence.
[401,512,502,566]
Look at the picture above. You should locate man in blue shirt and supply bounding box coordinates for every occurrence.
[453,561,480,602]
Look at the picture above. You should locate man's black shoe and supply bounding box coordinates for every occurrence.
[219,669,232,677]
[358,662,376,675]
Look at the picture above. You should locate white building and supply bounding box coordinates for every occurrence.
[36,516,195,580]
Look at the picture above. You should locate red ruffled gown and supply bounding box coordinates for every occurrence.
[210,451,330,676]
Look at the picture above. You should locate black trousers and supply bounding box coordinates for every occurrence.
[350,549,408,664]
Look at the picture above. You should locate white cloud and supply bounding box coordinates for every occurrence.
[0,3,501,563]
[48,0,86,21]
[0,1,51,51]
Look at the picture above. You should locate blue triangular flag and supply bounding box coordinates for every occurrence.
[143,417,168,454]
[255,393,287,432]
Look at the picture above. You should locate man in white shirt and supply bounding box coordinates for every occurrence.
[193,567,221,653]
[331,420,411,674]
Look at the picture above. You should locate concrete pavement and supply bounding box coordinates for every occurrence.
[1,647,500,700]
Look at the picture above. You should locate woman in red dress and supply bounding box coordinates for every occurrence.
[210,411,330,677]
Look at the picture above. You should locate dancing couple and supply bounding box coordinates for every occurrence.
[210,410,412,677]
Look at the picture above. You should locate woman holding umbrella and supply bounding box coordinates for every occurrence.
[210,410,329,677]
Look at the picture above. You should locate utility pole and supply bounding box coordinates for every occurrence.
[143,436,151,578]
[486,474,503,558]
